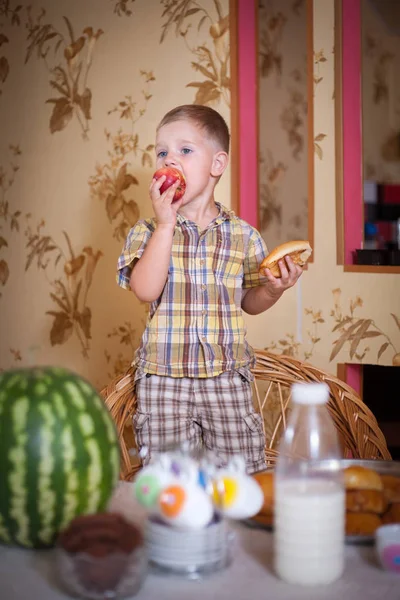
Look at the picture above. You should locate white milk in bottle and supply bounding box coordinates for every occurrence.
[275,478,344,585]
[274,382,345,586]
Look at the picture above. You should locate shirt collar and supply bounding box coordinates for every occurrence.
[176,202,235,227]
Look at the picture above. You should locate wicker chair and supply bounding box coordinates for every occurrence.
[100,349,391,481]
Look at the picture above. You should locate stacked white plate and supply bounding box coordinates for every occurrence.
[145,516,234,577]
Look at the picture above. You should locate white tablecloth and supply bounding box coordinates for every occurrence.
[0,482,399,600]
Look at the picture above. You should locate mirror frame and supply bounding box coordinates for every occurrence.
[230,0,314,258]
[335,0,400,272]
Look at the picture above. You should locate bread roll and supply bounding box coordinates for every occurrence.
[251,470,274,518]
[344,466,383,491]
[380,475,400,504]
[259,240,312,277]
[251,513,274,527]
[345,512,382,536]
[382,502,400,525]
[346,489,385,514]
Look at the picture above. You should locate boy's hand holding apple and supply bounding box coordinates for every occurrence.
[150,167,186,227]
[153,167,186,201]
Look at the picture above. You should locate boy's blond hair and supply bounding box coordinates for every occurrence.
[157,104,230,154]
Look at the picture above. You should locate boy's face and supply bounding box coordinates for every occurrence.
[155,119,228,205]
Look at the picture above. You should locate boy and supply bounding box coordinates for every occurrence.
[117,104,303,473]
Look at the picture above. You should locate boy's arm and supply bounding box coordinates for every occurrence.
[130,223,175,302]
[241,255,303,315]
[129,175,182,302]
[241,282,283,315]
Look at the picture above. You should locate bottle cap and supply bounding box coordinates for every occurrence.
[291,382,329,405]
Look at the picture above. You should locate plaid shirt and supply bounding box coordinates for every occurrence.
[116,203,268,378]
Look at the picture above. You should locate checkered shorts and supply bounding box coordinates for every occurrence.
[133,370,266,473]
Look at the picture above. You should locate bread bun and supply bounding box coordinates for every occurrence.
[251,513,274,527]
[345,512,382,536]
[251,470,274,517]
[344,466,383,492]
[382,502,400,525]
[380,475,400,504]
[346,489,385,514]
[259,240,312,277]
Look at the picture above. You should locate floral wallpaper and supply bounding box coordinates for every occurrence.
[0,0,231,388]
[0,0,399,409]
[257,0,308,252]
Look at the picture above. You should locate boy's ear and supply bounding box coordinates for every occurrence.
[211,151,229,177]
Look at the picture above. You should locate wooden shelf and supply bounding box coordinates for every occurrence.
[343,265,400,274]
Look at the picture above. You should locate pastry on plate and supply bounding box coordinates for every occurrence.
[380,475,400,504]
[345,512,382,536]
[251,470,274,525]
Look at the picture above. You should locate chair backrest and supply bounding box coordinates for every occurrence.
[100,367,138,480]
[251,350,391,466]
[100,351,391,481]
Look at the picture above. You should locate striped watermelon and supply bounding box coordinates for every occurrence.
[0,366,120,549]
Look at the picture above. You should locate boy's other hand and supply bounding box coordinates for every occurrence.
[241,254,304,315]
[150,175,183,227]
[260,255,304,297]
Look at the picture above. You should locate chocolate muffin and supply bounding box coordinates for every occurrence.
[57,513,146,597]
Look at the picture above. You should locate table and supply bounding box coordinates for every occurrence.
[1,482,399,600]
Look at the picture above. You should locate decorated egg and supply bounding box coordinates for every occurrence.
[212,472,264,520]
[133,463,175,512]
[158,483,214,529]
[132,452,201,513]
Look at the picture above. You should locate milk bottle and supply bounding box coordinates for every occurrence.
[274,382,345,586]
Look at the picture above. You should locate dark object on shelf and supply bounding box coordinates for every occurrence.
[378,184,400,221]
[355,249,400,266]
[376,203,400,222]
[388,250,400,266]
[355,249,388,265]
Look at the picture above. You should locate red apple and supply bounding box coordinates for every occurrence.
[153,167,186,201]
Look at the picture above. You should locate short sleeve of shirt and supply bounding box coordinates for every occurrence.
[116,219,154,290]
[242,226,269,289]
